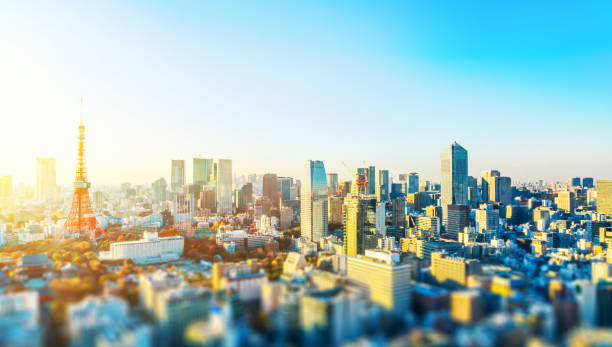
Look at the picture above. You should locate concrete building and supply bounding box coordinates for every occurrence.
[558,190,576,214]
[280,206,293,230]
[328,196,344,225]
[104,231,183,261]
[597,180,612,216]
[446,205,470,241]
[346,250,411,313]
[451,290,482,323]
[431,252,481,287]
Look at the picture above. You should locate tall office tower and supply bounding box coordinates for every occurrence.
[377,169,389,202]
[408,172,419,194]
[215,159,233,215]
[441,142,468,224]
[480,170,500,203]
[583,177,595,189]
[558,191,576,214]
[390,183,403,199]
[327,173,339,196]
[301,160,328,242]
[446,205,470,241]
[391,197,406,228]
[344,195,377,256]
[0,176,12,198]
[495,176,512,205]
[475,207,500,235]
[467,176,478,208]
[193,158,213,186]
[239,182,253,209]
[376,202,386,235]
[152,178,168,203]
[368,166,376,195]
[35,157,56,202]
[571,177,582,187]
[597,180,612,215]
[262,173,279,209]
[277,177,293,202]
[62,109,102,241]
[171,160,185,192]
[481,170,511,205]
[328,196,344,225]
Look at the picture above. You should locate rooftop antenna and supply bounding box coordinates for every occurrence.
[80,97,84,125]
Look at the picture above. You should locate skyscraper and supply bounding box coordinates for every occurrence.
[391,197,406,228]
[301,160,328,242]
[216,159,233,215]
[583,177,594,189]
[408,172,419,194]
[262,173,279,209]
[377,170,389,202]
[368,166,376,195]
[481,170,511,205]
[446,205,470,240]
[171,160,185,192]
[327,173,339,196]
[597,180,612,216]
[467,176,478,208]
[344,195,377,256]
[480,170,500,204]
[152,178,167,203]
[277,177,293,202]
[35,157,56,202]
[239,182,253,209]
[571,177,582,187]
[441,142,468,223]
[193,158,213,186]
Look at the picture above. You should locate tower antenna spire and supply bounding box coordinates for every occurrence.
[80,97,84,125]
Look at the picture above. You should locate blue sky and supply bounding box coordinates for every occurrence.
[1,1,610,185]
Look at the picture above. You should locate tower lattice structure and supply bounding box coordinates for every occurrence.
[61,101,102,241]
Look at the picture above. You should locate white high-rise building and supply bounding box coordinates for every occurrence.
[216,159,233,215]
[440,142,468,224]
[36,157,56,202]
[301,160,328,242]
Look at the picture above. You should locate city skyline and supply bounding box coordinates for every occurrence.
[2,3,612,345]
[1,2,611,185]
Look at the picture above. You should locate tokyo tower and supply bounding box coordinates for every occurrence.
[60,99,102,241]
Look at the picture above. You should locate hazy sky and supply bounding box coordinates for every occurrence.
[1,1,611,186]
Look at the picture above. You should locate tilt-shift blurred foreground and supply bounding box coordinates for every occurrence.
[1,2,612,347]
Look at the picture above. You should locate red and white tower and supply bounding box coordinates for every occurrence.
[60,99,102,241]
